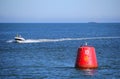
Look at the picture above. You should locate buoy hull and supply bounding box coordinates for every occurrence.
[75,46,98,69]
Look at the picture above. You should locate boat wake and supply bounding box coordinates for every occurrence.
[7,36,120,43]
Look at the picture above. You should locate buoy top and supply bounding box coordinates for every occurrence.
[85,42,87,45]
[80,42,94,48]
[80,45,94,49]
[80,45,94,48]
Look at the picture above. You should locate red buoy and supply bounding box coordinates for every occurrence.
[75,43,98,69]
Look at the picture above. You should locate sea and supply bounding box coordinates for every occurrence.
[0,23,120,79]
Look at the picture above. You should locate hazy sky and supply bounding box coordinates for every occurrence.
[0,0,120,23]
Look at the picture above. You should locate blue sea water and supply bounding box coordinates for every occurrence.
[0,23,120,79]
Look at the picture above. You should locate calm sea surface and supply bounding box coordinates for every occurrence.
[0,23,120,79]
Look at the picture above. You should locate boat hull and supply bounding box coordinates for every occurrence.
[15,40,24,43]
[14,36,25,43]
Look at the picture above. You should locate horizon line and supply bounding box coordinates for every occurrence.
[0,22,120,23]
[0,21,120,23]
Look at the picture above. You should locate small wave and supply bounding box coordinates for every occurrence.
[6,36,120,43]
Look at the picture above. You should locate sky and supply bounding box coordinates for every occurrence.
[0,0,120,23]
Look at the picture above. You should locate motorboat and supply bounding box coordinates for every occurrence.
[14,34,25,43]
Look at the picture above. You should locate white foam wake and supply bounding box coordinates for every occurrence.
[7,36,120,43]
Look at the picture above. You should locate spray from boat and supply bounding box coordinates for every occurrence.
[6,35,120,43]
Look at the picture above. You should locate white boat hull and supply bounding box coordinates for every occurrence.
[15,40,24,43]
[14,35,25,43]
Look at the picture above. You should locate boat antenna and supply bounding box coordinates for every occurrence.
[16,34,18,37]
[85,42,87,46]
